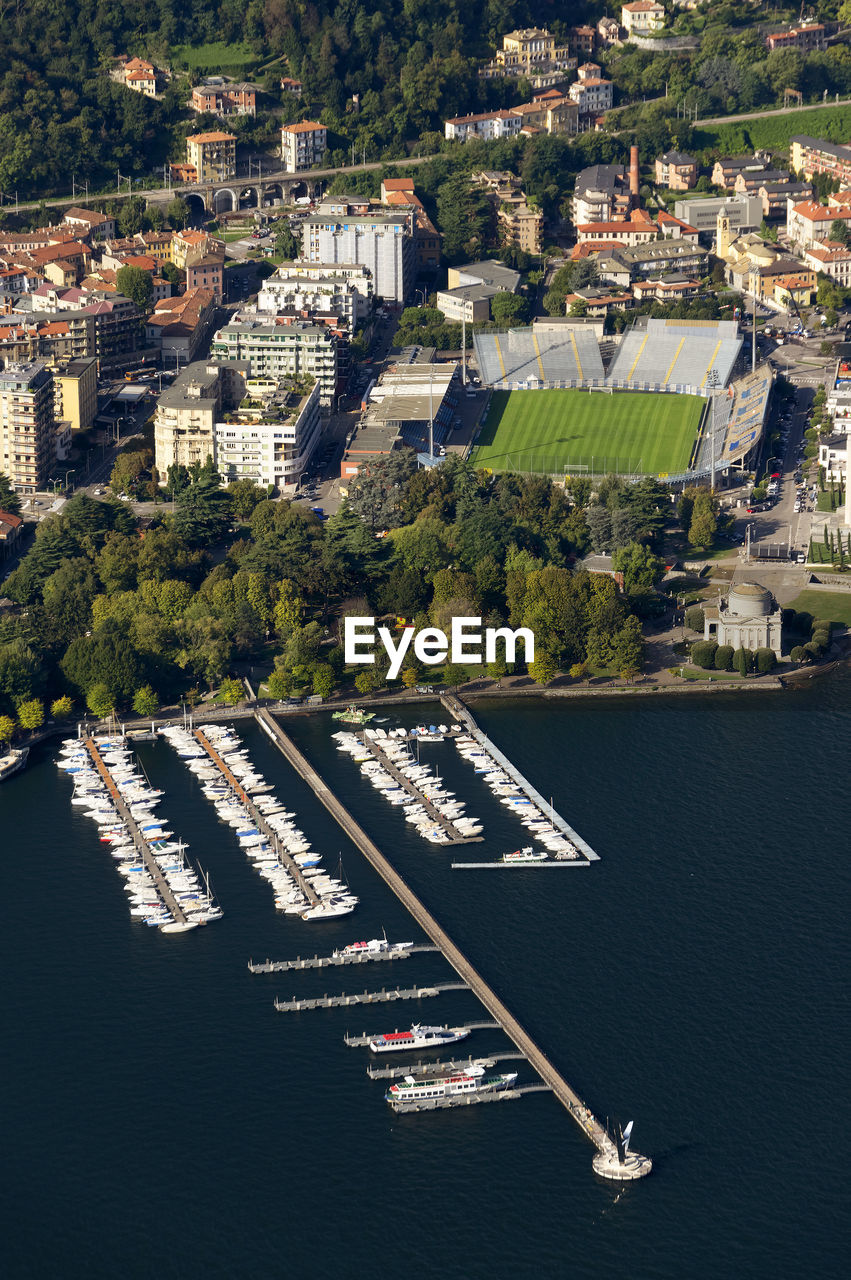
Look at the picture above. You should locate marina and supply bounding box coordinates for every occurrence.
[367,1050,528,1079]
[256,707,650,1179]
[58,734,219,932]
[248,942,439,972]
[273,981,469,1012]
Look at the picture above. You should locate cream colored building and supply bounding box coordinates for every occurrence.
[498,202,543,255]
[154,360,249,475]
[703,582,782,661]
[52,357,98,433]
[0,360,55,494]
[280,121,327,172]
[185,131,236,182]
[621,2,665,36]
[496,28,571,73]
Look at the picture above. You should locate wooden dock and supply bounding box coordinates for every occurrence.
[450,859,590,869]
[273,981,468,1012]
[248,944,439,973]
[359,734,483,844]
[343,1021,499,1048]
[439,694,600,862]
[83,737,188,927]
[254,708,650,1179]
[385,1084,551,1114]
[192,727,320,909]
[367,1050,527,1079]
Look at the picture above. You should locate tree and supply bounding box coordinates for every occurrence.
[790,645,805,664]
[173,470,233,546]
[17,698,44,732]
[755,647,776,674]
[275,224,299,259]
[611,615,644,676]
[167,196,190,230]
[161,261,185,289]
[401,666,420,689]
[829,219,850,246]
[688,492,718,549]
[0,714,14,744]
[486,657,508,682]
[529,653,557,684]
[218,677,244,705]
[714,644,734,671]
[490,291,528,325]
[569,661,588,680]
[354,669,377,695]
[50,695,73,720]
[611,541,665,595]
[86,683,115,719]
[132,684,160,717]
[266,669,290,699]
[115,265,154,313]
[0,472,22,516]
[690,640,718,669]
[312,663,336,699]
[685,606,705,632]
[733,647,752,677]
[227,479,268,520]
[443,663,467,688]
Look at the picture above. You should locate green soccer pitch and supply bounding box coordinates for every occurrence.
[469,388,706,478]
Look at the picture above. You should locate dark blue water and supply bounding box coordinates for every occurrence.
[2,674,848,1279]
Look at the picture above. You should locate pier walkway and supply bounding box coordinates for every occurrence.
[83,737,188,926]
[254,708,649,1179]
[440,695,600,862]
[274,981,468,1012]
[360,735,483,844]
[248,944,438,973]
[192,727,320,909]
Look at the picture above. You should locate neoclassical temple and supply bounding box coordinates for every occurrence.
[703,581,783,659]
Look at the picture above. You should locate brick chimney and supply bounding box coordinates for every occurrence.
[629,146,640,204]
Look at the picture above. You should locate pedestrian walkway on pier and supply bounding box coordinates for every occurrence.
[83,737,188,927]
[360,735,483,844]
[192,727,320,909]
[274,981,468,1012]
[440,695,600,862]
[254,708,650,1180]
[248,944,439,973]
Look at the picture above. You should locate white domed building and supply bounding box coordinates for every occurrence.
[703,581,782,659]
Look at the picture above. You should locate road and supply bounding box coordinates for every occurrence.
[695,95,851,127]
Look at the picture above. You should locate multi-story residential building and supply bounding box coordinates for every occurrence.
[0,360,55,493]
[572,164,632,224]
[121,57,157,97]
[191,79,256,116]
[568,74,613,116]
[711,154,771,190]
[0,313,95,365]
[786,198,851,249]
[260,260,373,305]
[597,17,622,45]
[595,240,708,286]
[210,319,338,405]
[304,204,415,304]
[790,135,851,184]
[185,131,236,182]
[435,284,499,323]
[0,508,23,558]
[621,2,665,36]
[184,253,225,302]
[280,77,303,96]
[280,121,328,172]
[759,179,812,219]
[446,260,521,294]
[145,288,216,365]
[154,360,250,476]
[62,208,116,241]
[673,193,763,238]
[510,95,579,135]
[765,23,826,52]
[802,243,851,288]
[654,151,697,190]
[214,376,321,490]
[568,26,596,56]
[257,267,371,326]
[632,274,700,302]
[734,167,790,194]
[83,295,142,366]
[171,229,221,269]
[444,109,524,142]
[52,357,97,433]
[498,202,544,256]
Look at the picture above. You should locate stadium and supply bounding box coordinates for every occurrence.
[469,318,772,485]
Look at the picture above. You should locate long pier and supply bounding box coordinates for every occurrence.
[450,859,590,869]
[273,981,468,1012]
[440,695,600,862]
[254,708,650,1180]
[360,735,483,844]
[192,727,320,909]
[248,944,439,973]
[83,737,188,926]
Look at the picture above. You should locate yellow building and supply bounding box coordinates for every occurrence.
[53,357,98,433]
[498,202,543,255]
[185,131,236,182]
[496,28,571,73]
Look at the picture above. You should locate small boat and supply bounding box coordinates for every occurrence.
[332,705,375,724]
[368,1024,471,1054]
[0,745,29,782]
[337,938,413,957]
[502,847,548,864]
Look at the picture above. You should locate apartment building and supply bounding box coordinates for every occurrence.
[210,319,338,405]
[62,208,116,241]
[191,80,256,116]
[621,2,665,36]
[673,193,763,237]
[711,154,772,190]
[759,179,811,219]
[572,164,632,224]
[654,151,697,191]
[0,360,55,493]
[257,267,371,326]
[786,199,851,249]
[568,74,613,115]
[280,121,328,172]
[121,57,157,97]
[154,360,250,475]
[765,23,826,52]
[802,243,851,287]
[499,203,543,256]
[52,357,97,432]
[185,132,236,182]
[495,28,572,74]
[790,135,851,184]
[444,109,524,142]
[304,204,414,303]
[214,376,321,490]
[145,288,216,364]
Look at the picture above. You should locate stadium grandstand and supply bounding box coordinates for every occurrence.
[692,363,773,477]
[605,319,741,393]
[474,323,605,388]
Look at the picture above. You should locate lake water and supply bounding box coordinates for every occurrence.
[2,672,848,1279]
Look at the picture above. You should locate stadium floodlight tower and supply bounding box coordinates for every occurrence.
[706,368,719,492]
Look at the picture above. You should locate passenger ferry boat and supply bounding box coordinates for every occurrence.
[368,1024,470,1053]
[502,847,548,864]
[336,938,413,957]
[385,1066,518,1108]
